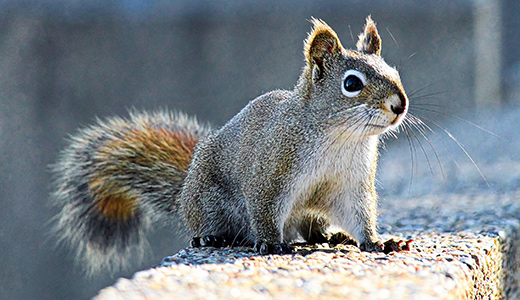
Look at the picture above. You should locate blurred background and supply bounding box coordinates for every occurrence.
[0,0,518,299]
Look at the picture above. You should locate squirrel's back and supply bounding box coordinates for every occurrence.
[52,110,209,273]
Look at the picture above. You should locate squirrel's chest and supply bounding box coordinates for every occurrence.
[289,137,379,212]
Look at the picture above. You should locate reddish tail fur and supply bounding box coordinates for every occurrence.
[52,110,210,273]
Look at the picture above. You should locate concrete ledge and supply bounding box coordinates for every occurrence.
[95,192,520,299]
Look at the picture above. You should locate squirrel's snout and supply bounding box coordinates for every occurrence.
[385,93,407,126]
[385,93,407,116]
[391,104,405,115]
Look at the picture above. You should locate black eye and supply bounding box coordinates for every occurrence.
[341,70,366,97]
[344,75,364,92]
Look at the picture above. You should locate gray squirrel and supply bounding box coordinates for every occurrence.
[52,16,410,273]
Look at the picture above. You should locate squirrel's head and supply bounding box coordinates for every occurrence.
[298,16,408,136]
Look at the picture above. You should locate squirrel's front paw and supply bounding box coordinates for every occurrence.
[253,241,294,255]
[359,240,384,252]
[359,238,413,253]
[381,238,413,254]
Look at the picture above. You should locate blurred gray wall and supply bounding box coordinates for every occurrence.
[0,1,518,299]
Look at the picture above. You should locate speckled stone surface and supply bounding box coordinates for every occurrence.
[95,191,520,299]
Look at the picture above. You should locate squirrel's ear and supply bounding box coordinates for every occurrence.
[356,16,381,56]
[304,18,343,77]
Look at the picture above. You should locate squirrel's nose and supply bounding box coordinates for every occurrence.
[391,104,405,115]
[385,93,407,116]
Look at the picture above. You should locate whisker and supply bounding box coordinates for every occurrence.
[410,106,506,141]
[405,52,417,61]
[410,113,489,186]
[340,111,367,151]
[400,120,417,194]
[396,52,418,71]
[407,113,463,171]
[328,103,365,120]
[323,106,366,153]
[407,80,444,98]
[409,90,450,101]
[347,112,374,168]
[384,130,398,140]
[231,225,246,248]
[410,103,452,109]
[312,105,360,159]
[386,27,399,49]
[405,116,447,183]
[348,25,355,45]
[331,109,370,165]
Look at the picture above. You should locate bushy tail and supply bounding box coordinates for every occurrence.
[51,110,210,273]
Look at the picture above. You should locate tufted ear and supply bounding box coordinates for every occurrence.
[356,16,381,56]
[304,18,343,78]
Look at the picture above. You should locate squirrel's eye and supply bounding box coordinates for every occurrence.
[344,76,363,92]
[341,69,366,97]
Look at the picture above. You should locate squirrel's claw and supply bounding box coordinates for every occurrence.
[191,235,230,248]
[359,238,413,253]
[328,232,358,247]
[359,240,384,252]
[382,238,413,254]
[253,242,294,255]
[190,237,201,247]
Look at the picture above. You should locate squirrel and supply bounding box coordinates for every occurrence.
[52,16,410,273]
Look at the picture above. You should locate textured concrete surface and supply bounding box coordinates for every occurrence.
[94,191,520,299]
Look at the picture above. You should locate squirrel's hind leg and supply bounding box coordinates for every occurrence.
[327,231,358,246]
[297,217,359,247]
[297,215,330,244]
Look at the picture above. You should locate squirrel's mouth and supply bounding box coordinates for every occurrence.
[362,123,390,136]
[390,114,404,126]
[363,112,406,136]
[390,107,407,127]
[366,124,386,129]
